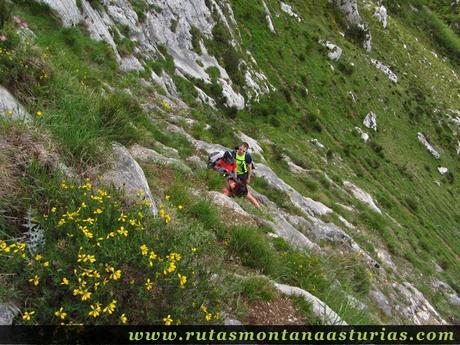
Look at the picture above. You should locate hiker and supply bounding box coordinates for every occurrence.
[223,174,261,209]
[208,149,261,208]
[233,142,253,185]
[213,151,236,176]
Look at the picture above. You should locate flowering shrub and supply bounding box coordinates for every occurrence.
[0,177,223,324]
[0,14,52,101]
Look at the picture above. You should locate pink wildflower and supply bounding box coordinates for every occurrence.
[20,22,28,28]
[14,16,21,24]
[0,35,6,42]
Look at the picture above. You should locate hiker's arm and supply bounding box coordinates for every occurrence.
[247,165,252,184]
[246,192,261,209]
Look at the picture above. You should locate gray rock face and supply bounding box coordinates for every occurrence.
[0,302,20,325]
[254,163,332,216]
[152,141,180,159]
[275,283,347,325]
[39,0,81,26]
[393,282,447,325]
[343,181,382,214]
[331,0,361,25]
[370,59,398,83]
[262,0,276,33]
[361,24,372,52]
[129,144,191,173]
[280,2,302,22]
[437,166,448,175]
[251,190,320,251]
[195,86,217,108]
[363,111,377,131]
[81,0,118,52]
[417,132,441,159]
[450,294,460,307]
[186,155,207,170]
[354,127,369,142]
[376,248,397,271]
[370,289,393,317]
[167,123,228,154]
[374,5,388,29]
[310,139,326,149]
[346,294,368,311]
[0,86,32,122]
[431,279,460,308]
[283,155,308,174]
[37,0,272,107]
[319,40,342,61]
[119,55,143,72]
[101,143,157,216]
[207,191,250,217]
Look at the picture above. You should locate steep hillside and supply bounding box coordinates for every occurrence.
[0,0,459,325]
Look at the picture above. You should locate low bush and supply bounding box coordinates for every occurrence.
[1,172,225,324]
[299,113,322,133]
[229,225,281,276]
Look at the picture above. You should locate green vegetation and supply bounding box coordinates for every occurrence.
[1,0,460,325]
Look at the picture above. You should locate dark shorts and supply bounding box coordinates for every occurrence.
[237,172,249,183]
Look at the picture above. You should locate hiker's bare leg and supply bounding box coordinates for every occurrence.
[246,192,261,208]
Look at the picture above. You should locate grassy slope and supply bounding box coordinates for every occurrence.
[227,0,460,319]
[1,0,459,324]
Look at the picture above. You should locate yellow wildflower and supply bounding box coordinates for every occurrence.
[81,182,92,191]
[50,207,57,213]
[117,226,128,237]
[54,307,67,320]
[81,290,92,301]
[58,219,65,226]
[118,213,127,222]
[88,303,101,318]
[103,300,117,315]
[61,277,69,285]
[94,208,103,214]
[35,111,43,117]
[178,205,183,210]
[205,313,212,321]
[165,195,170,201]
[145,278,153,291]
[77,253,96,263]
[106,232,116,239]
[163,261,176,275]
[178,273,187,288]
[43,261,49,267]
[83,217,95,225]
[140,244,148,256]
[120,313,128,324]
[200,304,208,313]
[163,315,173,326]
[34,254,42,261]
[22,311,35,321]
[29,275,40,286]
[106,266,121,280]
[149,250,157,261]
[167,252,182,262]
[191,247,197,253]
